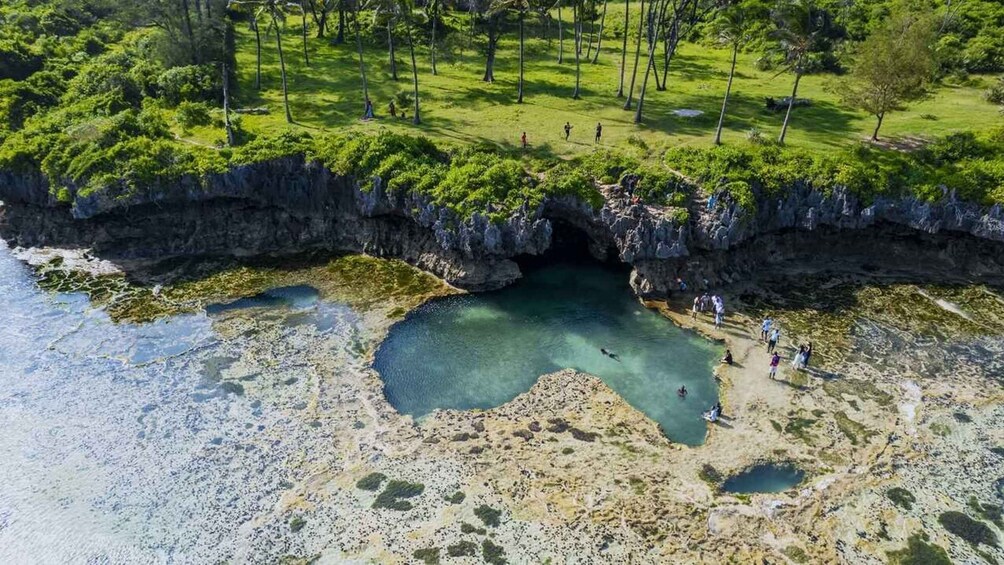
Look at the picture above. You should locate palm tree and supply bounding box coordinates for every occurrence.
[590,0,607,63]
[252,14,263,89]
[229,0,294,122]
[352,0,371,108]
[572,0,582,98]
[622,0,644,108]
[400,0,422,123]
[632,0,671,122]
[616,0,629,96]
[771,0,826,144]
[713,7,750,145]
[425,0,439,74]
[299,0,310,66]
[556,0,564,63]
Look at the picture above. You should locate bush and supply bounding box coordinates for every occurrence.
[175,101,214,130]
[985,77,1004,105]
[539,163,602,209]
[156,64,220,106]
[886,532,952,565]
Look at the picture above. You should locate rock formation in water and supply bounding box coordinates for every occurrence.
[2,157,1003,292]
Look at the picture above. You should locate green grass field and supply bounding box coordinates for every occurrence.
[208,5,999,158]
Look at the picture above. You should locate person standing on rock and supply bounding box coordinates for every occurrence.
[803,342,813,368]
[760,317,773,341]
[769,352,781,379]
[692,296,701,319]
[767,327,781,353]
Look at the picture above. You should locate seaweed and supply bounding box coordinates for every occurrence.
[355,472,386,491]
[474,504,502,528]
[938,511,998,547]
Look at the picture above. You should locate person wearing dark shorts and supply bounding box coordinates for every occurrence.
[595,122,602,143]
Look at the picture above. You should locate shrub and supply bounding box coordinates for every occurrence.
[460,522,486,535]
[175,101,213,130]
[230,130,313,165]
[987,77,1004,105]
[156,64,220,106]
[444,491,466,504]
[539,163,603,209]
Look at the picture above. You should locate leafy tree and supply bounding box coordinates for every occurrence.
[842,11,935,141]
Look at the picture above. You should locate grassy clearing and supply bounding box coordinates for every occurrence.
[219,7,1000,159]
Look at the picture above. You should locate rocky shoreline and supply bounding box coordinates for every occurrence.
[3,158,1004,296]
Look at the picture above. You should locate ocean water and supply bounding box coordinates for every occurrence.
[374,263,721,445]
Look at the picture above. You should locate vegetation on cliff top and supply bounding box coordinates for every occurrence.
[0,0,1002,222]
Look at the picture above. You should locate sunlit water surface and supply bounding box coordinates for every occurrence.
[375,263,722,445]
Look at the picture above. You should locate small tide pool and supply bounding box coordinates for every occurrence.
[373,263,721,445]
[722,463,806,494]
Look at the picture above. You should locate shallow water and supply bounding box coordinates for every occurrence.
[374,263,721,445]
[0,241,369,562]
[722,463,806,494]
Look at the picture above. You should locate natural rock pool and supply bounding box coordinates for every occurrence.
[722,463,806,494]
[374,263,721,445]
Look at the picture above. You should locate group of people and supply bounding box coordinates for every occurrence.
[692,292,727,330]
[760,316,813,379]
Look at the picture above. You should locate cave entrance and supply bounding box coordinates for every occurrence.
[515,219,625,274]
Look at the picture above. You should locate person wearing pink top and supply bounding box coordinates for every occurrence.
[769,352,781,379]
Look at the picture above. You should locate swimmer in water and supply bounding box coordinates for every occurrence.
[600,348,621,361]
[677,385,687,397]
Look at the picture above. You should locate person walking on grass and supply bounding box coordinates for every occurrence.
[767,327,780,353]
[564,122,573,141]
[760,316,773,341]
[595,122,602,143]
[521,132,528,150]
[769,352,781,380]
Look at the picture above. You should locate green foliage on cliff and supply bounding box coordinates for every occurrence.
[666,127,1004,211]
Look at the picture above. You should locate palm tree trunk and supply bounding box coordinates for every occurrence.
[223,62,236,146]
[336,0,346,43]
[634,0,666,124]
[408,25,420,124]
[871,112,884,141]
[585,0,595,59]
[388,18,398,80]
[353,3,369,108]
[272,14,293,123]
[714,42,738,145]
[483,17,497,82]
[180,0,197,63]
[253,17,262,90]
[430,0,438,75]
[573,0,581,98]
[616,0,629,96]
[778,71,801,144]
[623,0,644,109]
[591,0,607,63]
[557,2,564,63]
[518,10,525,103]
[301,2,310,66]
